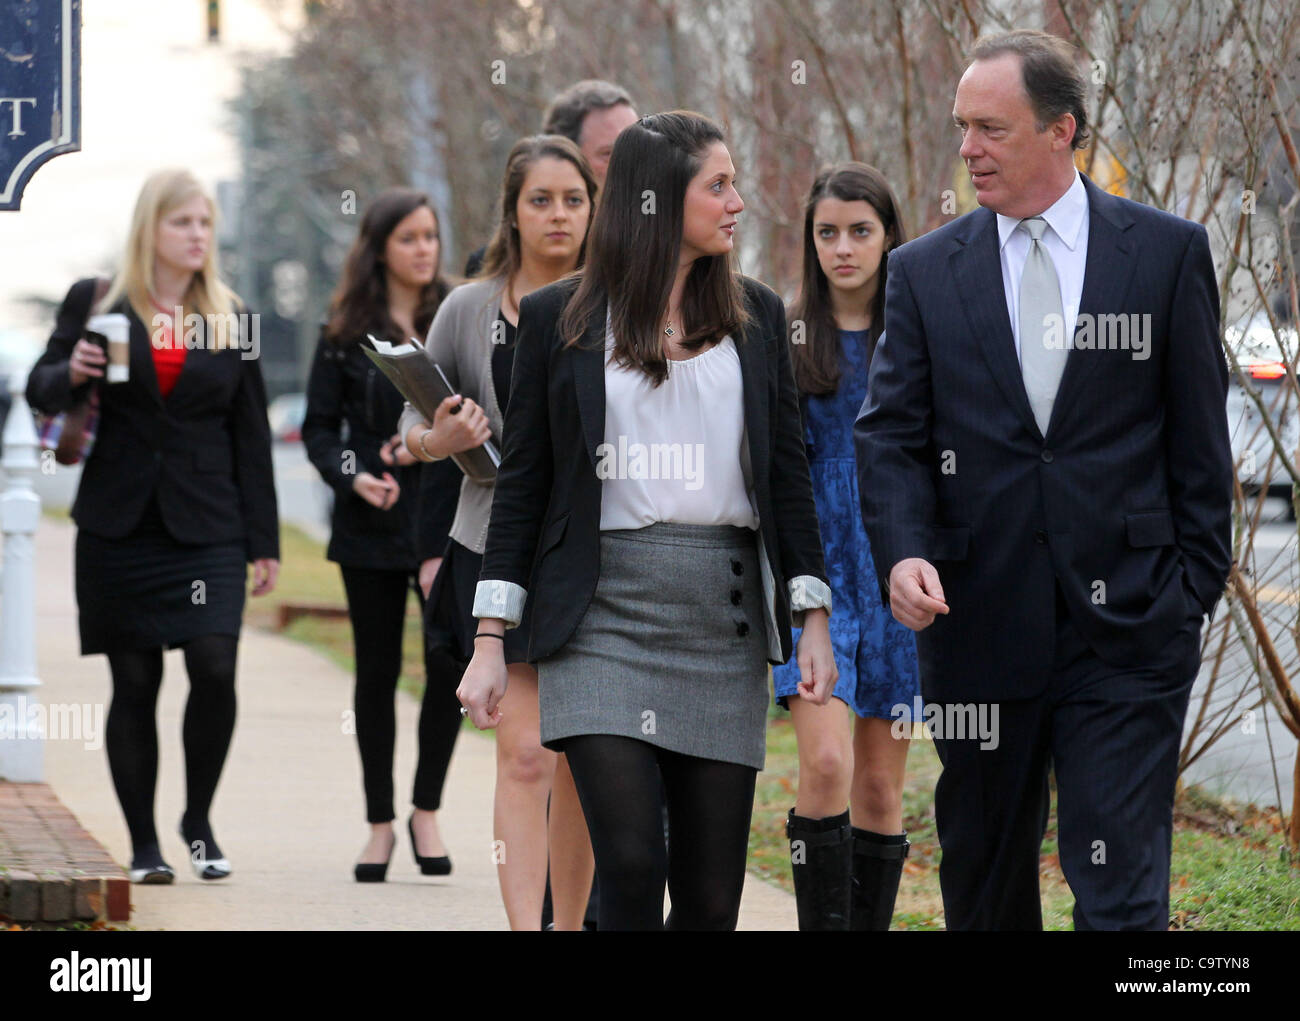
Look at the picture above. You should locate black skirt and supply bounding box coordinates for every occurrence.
[429,539,531,665]
[75,494,247,655]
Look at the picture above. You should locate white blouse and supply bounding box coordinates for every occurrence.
[598,326,760,532]
[471,311,834,657]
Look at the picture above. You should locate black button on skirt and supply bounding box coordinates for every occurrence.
[537,521,770,770]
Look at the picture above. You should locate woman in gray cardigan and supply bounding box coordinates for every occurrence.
[401,134,598,930]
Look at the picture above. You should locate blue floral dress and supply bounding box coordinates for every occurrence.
[772,329,920,718]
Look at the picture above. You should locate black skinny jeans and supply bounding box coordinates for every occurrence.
[340,565,463,823]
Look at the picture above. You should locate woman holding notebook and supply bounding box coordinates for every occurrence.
[402,135,598,930]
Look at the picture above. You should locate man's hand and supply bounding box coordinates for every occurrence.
[889,557,949,631]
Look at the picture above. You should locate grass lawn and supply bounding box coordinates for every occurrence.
[753,706,1300,930]
[259,521,1299,930]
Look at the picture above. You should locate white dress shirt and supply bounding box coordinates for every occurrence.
[996,169,1090,361]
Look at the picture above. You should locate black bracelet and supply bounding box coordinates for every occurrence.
[474,632,505,641]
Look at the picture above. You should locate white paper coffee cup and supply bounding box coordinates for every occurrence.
[87,313,130,383]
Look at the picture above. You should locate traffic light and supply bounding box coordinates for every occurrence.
[207,1,220,43]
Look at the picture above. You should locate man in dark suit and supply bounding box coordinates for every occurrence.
[855,30,1232,930]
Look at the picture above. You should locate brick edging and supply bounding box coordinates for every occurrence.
[0,782,129,923]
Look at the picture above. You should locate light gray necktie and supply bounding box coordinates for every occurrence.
[1018,215,1067,434]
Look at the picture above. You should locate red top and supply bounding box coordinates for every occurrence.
[150,297,187,398]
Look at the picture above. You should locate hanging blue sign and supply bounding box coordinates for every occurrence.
[0,0,81,211]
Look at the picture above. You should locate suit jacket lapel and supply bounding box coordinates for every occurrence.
[573,298,608,470]
[737,314,768,495]
[1046,178,1138,438]
[951,209,1041,439]
[163,342,199,408]
[126,306,165,409]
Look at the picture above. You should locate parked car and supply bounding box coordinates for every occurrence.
[1225,313,1299,512]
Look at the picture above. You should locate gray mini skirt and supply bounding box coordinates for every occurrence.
[537,521,770,770]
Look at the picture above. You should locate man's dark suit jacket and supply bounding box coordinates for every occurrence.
[855,175,1232,702]
[479,274,830,665]
[27,277,279,562]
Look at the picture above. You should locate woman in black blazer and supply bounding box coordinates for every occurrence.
[458,112,838,930]
[26,169,279,884]
[302,187,464,881]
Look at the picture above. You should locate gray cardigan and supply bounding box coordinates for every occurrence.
[398,277,507,555]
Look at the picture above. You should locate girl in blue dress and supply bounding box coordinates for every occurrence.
[773,162,919,930]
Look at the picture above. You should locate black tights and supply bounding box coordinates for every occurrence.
[561,734,757,931]
[106,634,238,864]
[340,566,463,823]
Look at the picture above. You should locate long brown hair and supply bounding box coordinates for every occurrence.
[789,162,906,395]
[558,110,749,386]
[325,188,449,346]
[475,135,598,283]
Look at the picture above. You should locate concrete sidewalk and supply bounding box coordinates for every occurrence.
[33,518,796,930]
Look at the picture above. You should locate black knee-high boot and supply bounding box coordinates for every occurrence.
[850,827,909,931]
[786,809,852,931]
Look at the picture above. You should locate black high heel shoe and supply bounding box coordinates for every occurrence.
[408,814,452,876]
[354,829,394,883]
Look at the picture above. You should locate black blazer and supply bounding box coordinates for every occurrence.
[27,278,279,561]
[855,175,1233,702]
[301,326,457,570]
[480,274,829,664]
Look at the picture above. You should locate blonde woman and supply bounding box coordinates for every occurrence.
[401,136,597,929]
[27,169,279,884]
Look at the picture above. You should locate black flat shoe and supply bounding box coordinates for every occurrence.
[179,820,231,881]
[129,863,176,884]
[408,814,452,876]
[129,844,175,885]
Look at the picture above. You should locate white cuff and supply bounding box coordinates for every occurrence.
[472,580,527,628]
[788,575,832,624]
